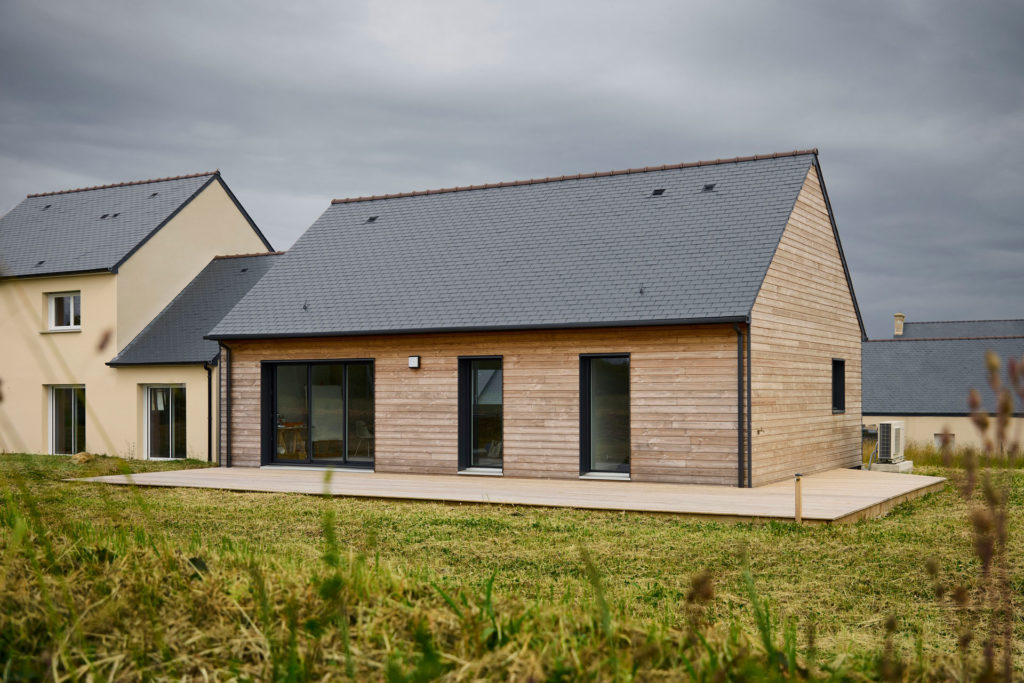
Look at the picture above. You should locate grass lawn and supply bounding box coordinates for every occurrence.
[1,453,1021,679]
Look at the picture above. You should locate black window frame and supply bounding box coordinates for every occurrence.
[458,356,504,471]
[260,359,375,467]
[579,353,631,475]
[831,358,846,413]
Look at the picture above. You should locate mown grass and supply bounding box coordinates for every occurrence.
[1,453,1021,679]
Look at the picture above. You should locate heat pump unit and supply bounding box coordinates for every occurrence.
[878,421,905,464]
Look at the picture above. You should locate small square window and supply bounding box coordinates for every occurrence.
[48,292,81,330]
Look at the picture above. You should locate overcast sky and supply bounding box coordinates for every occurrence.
[1,0,1021,338]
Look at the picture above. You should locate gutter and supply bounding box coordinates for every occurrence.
[205,315,750,342]
[203,362,213,463]
[746,323,752,488]
[733,324,745,487]
[223,344,232,467]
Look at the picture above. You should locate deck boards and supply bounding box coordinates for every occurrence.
[77,467,945,523]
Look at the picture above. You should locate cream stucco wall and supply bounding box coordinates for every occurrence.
[116,179,269,349]
[0,271,218,458]
[863,415,1023,451]
[1,177,263,459]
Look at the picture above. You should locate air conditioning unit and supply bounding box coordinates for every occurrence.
[877,421,905,463]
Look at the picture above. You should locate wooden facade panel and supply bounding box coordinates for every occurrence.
[749,167,862,485]
[223,325,741,483]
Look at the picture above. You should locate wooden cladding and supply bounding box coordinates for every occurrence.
[749,167,863,485]
[223,324,742,485]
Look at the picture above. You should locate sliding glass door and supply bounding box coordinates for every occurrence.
[51,386,85,454]
[147,386,186,459]
[580,355,630,474]
[268,361,374,467]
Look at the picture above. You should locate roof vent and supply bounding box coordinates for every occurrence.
[34,260,45,267]
[111,213,120,218]
[651,188,665,197]
[100,214,109,219]
[365,216,378,223]
[240,267,248,273]
[149,192,159,198]
[702,183,716,192]
[42,204,51,210]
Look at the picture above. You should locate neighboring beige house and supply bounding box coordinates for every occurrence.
[863,315,1024,449]
[0,172,274,460]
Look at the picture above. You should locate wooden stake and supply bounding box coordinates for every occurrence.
[794,473,803,523]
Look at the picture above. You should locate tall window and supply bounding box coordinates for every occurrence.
[267,361,374,466]
[48,292,81,330]
[147,386,186,459]
[832,359,846,412]
[459,357,503,470]
[50,386,85,454]
[580,355,630,475]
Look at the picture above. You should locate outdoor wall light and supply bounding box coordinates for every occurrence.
[408,355,421,369]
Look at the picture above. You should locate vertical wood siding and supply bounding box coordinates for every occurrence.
[223,325,741,484]
[749,167,863,485]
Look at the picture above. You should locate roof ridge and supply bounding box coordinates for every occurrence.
[903,318,1024,325]
[330,149,819,205]
[27,170,220,198]
[213,251,285,260]
[869,335,1024,342]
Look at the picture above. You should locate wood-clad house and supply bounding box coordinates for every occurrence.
[209,150,865,487]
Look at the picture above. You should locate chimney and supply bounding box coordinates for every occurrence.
[894,312,905,337]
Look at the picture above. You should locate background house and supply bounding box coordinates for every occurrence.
[862,315,1024,449]
[0,172,273,459]
[210,150,864,487]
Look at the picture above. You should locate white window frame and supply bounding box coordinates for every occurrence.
[144,384,186,460]
[47,291,82,331]
[48,384,85,455]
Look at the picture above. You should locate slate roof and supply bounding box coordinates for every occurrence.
[863,338,1024,415]
[109,253,282,365]
[211,151,835,339]
[897,319,1024,339]
[0,172,271,278]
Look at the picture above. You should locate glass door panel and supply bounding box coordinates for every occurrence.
[275,365,309,461]
[311,364,345,461]
[148,387,171,458]
[588,356,630,473]
[346,362,375,465]
[469,359,502,468]
[52,387,75,454]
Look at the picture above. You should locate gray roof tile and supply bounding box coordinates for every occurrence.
[210,154,815,338]
[1,173,234,278]
[110,253,281,365]
[863,338,1024,415]
[897,320,1024,339]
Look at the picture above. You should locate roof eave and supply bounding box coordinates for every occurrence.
[206,315,750,341]
[106,358,214,368]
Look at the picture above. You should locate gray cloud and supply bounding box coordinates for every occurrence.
[2,0,1022,338]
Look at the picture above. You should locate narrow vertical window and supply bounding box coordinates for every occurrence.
[458,357,503,470]
[147,386,186,458]
[51,386,85,454]
[580,355,630,475]
[832,359,845,412]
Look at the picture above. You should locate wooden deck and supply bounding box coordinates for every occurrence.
[77,467,945,523]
